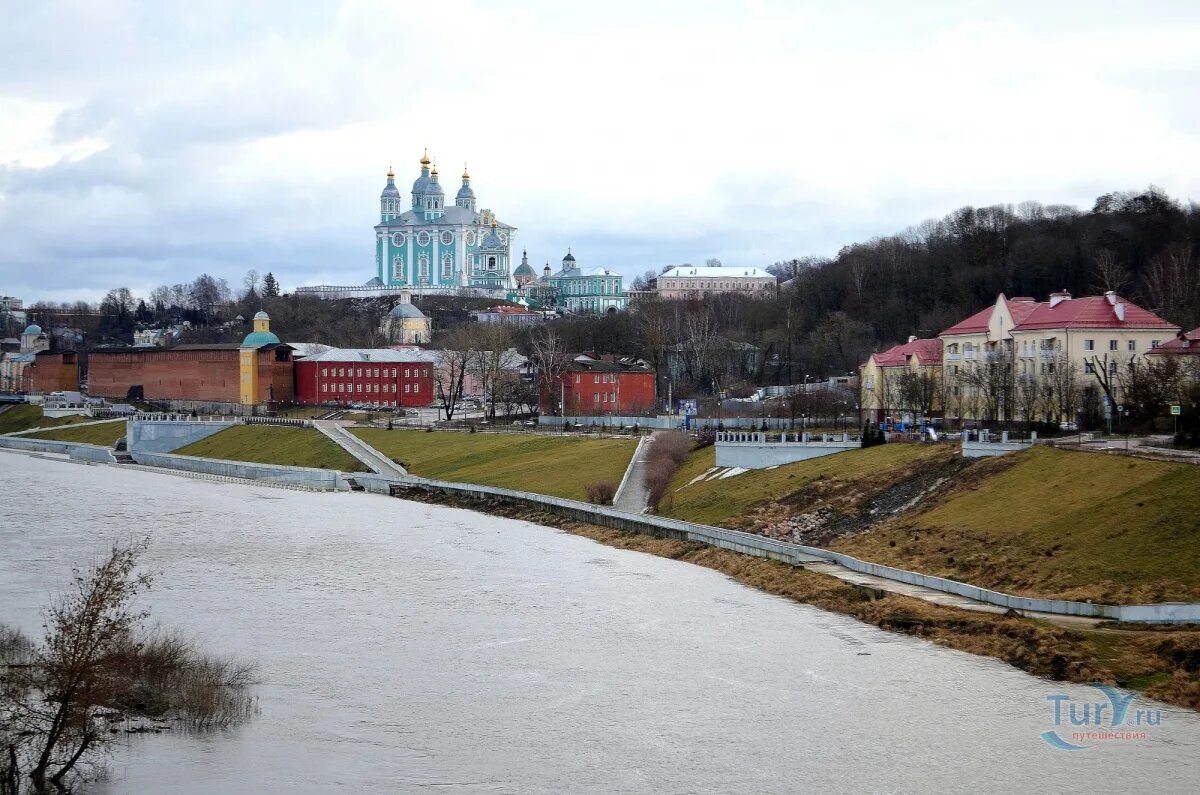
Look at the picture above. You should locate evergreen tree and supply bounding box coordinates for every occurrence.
[262,272,280,298]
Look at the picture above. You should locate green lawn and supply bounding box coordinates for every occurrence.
[24,420,126,447]
[174,425,369,472]
[834,447,1200,603]
[0,405,99,434]
[352,429,638,501]
[662,442,947,527]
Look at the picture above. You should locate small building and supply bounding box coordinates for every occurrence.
[293,348,435,408]
[0,324,77,393]
[540,353,656,416]
[860,336,943,425]
[539,250,628,314]
[380,289,432,344]
[656,265,775,300]
[1146,326,1200,359]
[470,305,543,326]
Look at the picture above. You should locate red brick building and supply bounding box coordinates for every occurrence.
[29,351,79,393]
[87,343,294,405]
[540,354,657,416]
[293,348,435,408]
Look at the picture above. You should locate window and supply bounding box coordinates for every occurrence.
[357,369,363,378]
[574,375,580,384]
[1128,340,1136,352]
[488,256,497,270]
[1084,361,1095,374]
[404,369,410,378]
[321,368,328,377]
[1109,361,1118,375]
[321,383,328,393]
[1084,340,1094,352]
[1152,340,1161,349]
[419,255,430,281]
[442,253,453,278]
[417,231,430,246]
[404,384,410,393]
[357,383,362,392]
[441,231,454,246]
[593,392,599,402]
[1109,340,1118,351]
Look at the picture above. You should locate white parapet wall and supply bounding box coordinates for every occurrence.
[961,430,1036,458]
[714,431,859,469]
[127,418,238,453]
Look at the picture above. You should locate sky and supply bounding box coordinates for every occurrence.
[2,0,1200,304]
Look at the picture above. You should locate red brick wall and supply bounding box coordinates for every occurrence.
[87,349,241,402]
[28,352,79,393]
[293,358,434,407]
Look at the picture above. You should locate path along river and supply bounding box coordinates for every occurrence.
[1,453,1198,793]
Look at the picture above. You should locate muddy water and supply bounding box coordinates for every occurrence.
[1,453,1198,793]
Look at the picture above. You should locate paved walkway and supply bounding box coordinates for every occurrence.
[613,434,655,513]
[313,420,407,477]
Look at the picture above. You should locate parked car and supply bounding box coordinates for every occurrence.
[1059,421,1079,431]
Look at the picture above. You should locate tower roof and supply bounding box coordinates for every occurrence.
[381,163,400,198]
[563,248,576,263]
[241,330,280,347]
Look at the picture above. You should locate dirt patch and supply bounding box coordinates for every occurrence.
[747,448,980,545]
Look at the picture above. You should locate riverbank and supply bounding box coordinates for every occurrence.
[399,486,1200,712]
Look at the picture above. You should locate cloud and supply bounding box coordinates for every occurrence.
[2,0,1200,303]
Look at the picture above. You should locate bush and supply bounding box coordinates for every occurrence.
[469,424,477,433]
[694,428,716,448]
[585,479,618,505]
[642,431,694,512]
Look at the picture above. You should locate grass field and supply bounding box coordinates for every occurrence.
[352,429,637,501]
[0,405,99,434]
[174,425,369,472]
[661,442,947,526]
[834,447,1200,603]
[23,420,126,446]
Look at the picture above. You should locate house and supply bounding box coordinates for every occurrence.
[656,265,775,300]
[539,354,656,416]
[379,290,432,344]
[860,336,943,425]
[470,305,544,326]
[293,348,435,408]
[1146,326,1200,359]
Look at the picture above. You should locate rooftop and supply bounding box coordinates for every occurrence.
[662,266,773,279]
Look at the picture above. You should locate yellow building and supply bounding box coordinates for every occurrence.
[938,291,1178,424]
[380,289,431,344]
[240,311,282,406]
[860,336,943,425]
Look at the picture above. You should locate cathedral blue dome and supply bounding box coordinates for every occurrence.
[23,324,42,335]
[411,174,431,195]
[456,183,475,201]
[381,182,400,198]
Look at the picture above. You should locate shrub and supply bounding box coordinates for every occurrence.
[469,424,477,433]
[694,428,716,448]
[585,479,618,505]
[642,431,694,512]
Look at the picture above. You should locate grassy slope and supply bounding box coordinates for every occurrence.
[834,447,1200,603]
[24,420,126,446]
[662,442,946,527]
[0,405,98,434]
[174,425,368,472]
[352,429,637,501]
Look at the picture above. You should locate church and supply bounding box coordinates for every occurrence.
[373,152,517,291]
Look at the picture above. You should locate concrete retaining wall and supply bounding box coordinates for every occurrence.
[357,473,1200,624]
[0,435,117,463]
[962,440,1035,458]
[130,450,349,490]
[127,419,236,453]
[715,432,859,468]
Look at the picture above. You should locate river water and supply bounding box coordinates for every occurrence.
[1,453,1198,793]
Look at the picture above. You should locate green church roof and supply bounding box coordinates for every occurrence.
[241,330,281,347]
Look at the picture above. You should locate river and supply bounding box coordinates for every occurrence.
[1,453,1198,793]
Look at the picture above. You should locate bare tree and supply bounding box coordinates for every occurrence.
[1091,249,1131,295]
[433,333,473,422]
[957,350,1014,423]
[3,540,153,791]
[528,327,572,416]
[461,324,522,420]
[242,270,261,300]
[1141,244,1200,328]
[897,369,940,420]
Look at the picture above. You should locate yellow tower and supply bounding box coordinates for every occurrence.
[239,311,280,406]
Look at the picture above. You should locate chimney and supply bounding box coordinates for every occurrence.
[907,335,917,343]
[1104,290,1117,306]
[1049,290,1071,308]
[1115,303,1125,321]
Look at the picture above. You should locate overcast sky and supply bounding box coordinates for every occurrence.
[3,0,1200,304]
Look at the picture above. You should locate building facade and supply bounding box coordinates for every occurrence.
[540,354,656,416]
[379,290,432,344]
[293,348,435,408]
[374,153,516,291]
[859,337,943,425]
[0,324,77,394]
[656,265,775,299]
[536,251,627,314]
